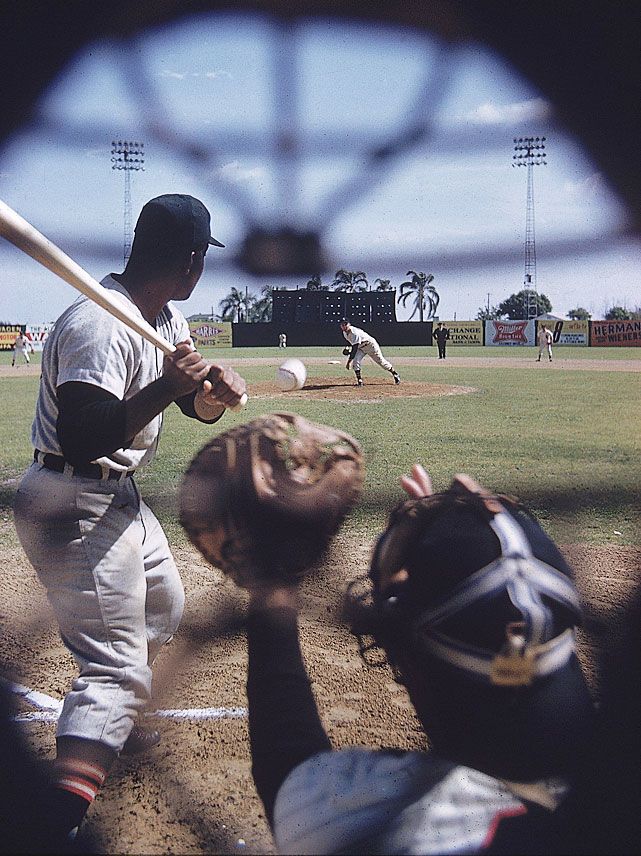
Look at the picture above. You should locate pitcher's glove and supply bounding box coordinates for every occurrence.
[179,412,365,588]
[342,347,352,356]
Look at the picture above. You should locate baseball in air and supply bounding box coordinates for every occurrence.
[276,358,307,391]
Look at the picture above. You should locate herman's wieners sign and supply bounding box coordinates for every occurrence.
[590,320,641,347]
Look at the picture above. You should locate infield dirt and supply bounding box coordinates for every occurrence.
[1,354,639,853]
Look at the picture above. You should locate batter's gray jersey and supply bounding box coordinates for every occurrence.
[32,275,191,472]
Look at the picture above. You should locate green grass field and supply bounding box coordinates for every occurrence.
[1,346,639,551]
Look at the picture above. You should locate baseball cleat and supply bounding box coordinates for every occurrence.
[121,725,161,756]
[393,372,401,384]
[357,379,364,386]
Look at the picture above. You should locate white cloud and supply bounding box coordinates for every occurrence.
[562,172,605,198]
[463,97,552,126]
[158,69,232,81]
[86,147,108,159]
[217,160,265,184]
[159,70,188,80]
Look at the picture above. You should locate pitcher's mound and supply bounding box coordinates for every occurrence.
[250,376,477,403]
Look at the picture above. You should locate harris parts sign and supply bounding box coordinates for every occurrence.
[189,321,232,348]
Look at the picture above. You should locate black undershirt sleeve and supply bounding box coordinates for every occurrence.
[57,383,224,465]
[247,607,332,827]
[56,382,127,464]
[349,343,358,360]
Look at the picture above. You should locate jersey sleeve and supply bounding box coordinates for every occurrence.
[54,297,139,399]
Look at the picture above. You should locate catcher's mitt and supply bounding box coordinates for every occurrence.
[342,347,352,356]
[179,412,365,588]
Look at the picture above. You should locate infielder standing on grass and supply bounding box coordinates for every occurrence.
[13,194,246,843]
[537,324,554,362]
[340,318,400,386]
[11,330,34,366]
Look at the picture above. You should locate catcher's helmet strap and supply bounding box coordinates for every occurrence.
[419,627,577,687]
[419,511,581,627]
[410,511,581,686]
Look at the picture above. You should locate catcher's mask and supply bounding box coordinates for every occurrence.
[349,475,584,688]
[346,474,596,778]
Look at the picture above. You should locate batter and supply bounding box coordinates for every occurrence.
[13,194,246,843]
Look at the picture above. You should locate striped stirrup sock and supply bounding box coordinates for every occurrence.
[52,758,108,805]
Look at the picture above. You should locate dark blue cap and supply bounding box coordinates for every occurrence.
[134,194,224,251]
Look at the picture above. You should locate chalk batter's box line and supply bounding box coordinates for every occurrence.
[1,677,247,722]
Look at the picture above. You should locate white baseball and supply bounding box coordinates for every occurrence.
[276,358,307,391]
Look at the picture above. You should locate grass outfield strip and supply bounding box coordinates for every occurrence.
[2,345,641,365]
[1,352,639,550]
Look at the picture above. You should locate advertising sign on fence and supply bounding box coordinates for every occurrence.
[0,324,23,350]
[442,321,483,345]
[590,319,641,347]
[539,319,589,346]
[189,321,233,348]
[25,324,54,352]
[485,319,535,346]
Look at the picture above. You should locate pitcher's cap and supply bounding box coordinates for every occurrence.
[134,194,224,251]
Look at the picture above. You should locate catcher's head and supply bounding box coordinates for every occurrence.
[354,474,595,779]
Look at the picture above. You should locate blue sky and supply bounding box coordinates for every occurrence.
[0,11,639,325]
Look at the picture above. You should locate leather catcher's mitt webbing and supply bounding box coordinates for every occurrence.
[179,412,365,588]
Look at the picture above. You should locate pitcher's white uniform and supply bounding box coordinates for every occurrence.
[341,324,393,372]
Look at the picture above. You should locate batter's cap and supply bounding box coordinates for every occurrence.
[133,194,224,252]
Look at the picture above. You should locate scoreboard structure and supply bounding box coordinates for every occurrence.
[272,290,397,325]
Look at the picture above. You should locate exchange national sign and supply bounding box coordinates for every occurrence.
[189,321,233,348]
[441,321,483,345]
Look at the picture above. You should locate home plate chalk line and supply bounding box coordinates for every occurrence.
[2,677,247,723]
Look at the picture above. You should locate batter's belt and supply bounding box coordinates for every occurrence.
[34,449,135,482]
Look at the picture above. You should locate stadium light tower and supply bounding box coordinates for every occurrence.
[513,136,546,319]
[111,139,145,266]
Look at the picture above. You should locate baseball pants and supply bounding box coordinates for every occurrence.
[352,343,392,372]
[13,463,185,752]
[12,347,30,365]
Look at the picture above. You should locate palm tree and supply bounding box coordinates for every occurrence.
[252,284,274,321]
[398,271,438,321]
[219,286,254,323]
[305,274,328,290]
[374,278,393,291]
[331,269,369,292]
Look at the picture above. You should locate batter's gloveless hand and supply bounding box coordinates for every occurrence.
[198,364,247,411]
[162,341,210,397]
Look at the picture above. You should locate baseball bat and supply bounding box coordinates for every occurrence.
[0,199,247,411]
